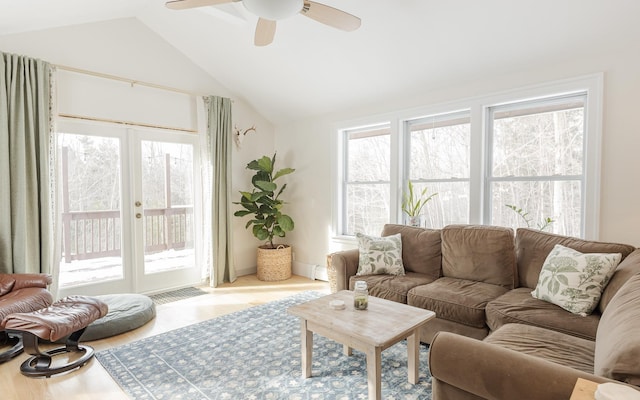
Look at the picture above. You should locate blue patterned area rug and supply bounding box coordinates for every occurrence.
[96,291,432,399]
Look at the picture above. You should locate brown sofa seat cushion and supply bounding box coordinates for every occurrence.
[349,272,436,304]
[595,273,640,385]
[381,224,442,278]
[408,277,508,329]
[515,228,637,290]
[441,225,516,289]
[485,323,595,374]
[486,288,599,340]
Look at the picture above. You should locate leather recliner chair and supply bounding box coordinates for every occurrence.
[0,274,53,363]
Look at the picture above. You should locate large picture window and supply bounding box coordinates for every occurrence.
[334,75,601,240]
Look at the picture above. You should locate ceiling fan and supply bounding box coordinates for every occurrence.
[165,0,361,46]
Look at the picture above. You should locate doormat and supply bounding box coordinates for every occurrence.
[149,287,208,305]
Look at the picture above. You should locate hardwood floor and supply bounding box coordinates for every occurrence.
[1,275,330,400]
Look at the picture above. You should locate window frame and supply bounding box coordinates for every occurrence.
[484,93,588,237]
[332,74,603,242]
[403,110,472,228]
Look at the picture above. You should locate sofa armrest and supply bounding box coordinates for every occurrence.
[330,249,359,291]
[10,274,52,290]
[429,331,611,400]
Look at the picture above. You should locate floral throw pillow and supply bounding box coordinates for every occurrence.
[356,233,405,276]
[531,244,622,316]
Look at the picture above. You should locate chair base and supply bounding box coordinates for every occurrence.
[19,328,95,378]
[0,331,23,363]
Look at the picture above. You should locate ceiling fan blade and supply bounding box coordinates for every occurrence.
[165,0,236,11]
[301,1,361,32]
[255,18,277,46]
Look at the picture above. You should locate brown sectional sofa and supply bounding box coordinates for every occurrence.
[330,224,640,399]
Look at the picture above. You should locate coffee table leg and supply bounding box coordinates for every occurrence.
[366,346,382,400]
[301,320,313,378]
[343,344,352,356]
[407,329,420,384]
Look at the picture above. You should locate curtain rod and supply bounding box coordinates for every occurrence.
[54,64,209,98]
[58,113,198,134]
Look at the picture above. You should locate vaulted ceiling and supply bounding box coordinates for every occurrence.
[1,0,638,124]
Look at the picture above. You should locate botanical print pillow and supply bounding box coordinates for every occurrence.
[356,233,405,276]
[531,244,622,316]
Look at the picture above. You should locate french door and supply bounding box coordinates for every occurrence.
[57,121,202,296]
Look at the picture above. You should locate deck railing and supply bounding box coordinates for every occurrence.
[62,207,193,263]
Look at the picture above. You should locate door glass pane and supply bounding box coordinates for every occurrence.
[58,134,123,287]
[141,141,195,274]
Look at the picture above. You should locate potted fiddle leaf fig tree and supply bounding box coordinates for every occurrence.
[234,153,295,281]
[402,180,437,227]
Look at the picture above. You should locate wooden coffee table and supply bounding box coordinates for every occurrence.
[287,290,435,400]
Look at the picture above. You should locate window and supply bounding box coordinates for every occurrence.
[342,124,391,236]
[487,94,586,237]
[334,75,601,239]
[405,111,471,228]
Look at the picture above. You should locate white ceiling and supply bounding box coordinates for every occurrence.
[1,0,638,125]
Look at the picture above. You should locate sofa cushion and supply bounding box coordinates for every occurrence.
[594,273,640,385]
[355,232,405,276]
[486,287,600,340]
[349,272,436,304]
[408,277,508,329]
[599,249,640,314]
[531,244,621,316]
[515,228,636,289]
[485,323,595,374]
[381,224,442,278]
[441,225,516,289]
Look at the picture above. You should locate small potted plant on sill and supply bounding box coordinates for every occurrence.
[234,153,295,281]
[402,180,437,227]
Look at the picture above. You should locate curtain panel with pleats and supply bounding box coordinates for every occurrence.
[203,95,236,287]
[0,51,59,292]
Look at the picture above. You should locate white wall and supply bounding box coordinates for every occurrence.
[276,45,640,269]
[0,17,275,277]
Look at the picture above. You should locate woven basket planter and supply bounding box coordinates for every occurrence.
[257,245,292,281]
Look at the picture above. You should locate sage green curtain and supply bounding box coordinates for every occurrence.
[0,52,57,280]
[205,96,236,286]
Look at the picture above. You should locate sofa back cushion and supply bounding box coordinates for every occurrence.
[594,273,640,385]
[599,249,640,313]
[515,228,636,289]
[441,225,516,289]
[381,224,441,278]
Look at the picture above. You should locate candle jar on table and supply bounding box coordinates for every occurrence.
[354,281,368,310]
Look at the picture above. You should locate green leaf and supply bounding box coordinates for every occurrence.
[255,180,277,192]
[234,210,252,217]
[277,214,294,231]
[273,168,295,181]
[257,156,273,173]
[253,225,269,240]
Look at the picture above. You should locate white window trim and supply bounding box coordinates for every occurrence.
[332,73,603,242]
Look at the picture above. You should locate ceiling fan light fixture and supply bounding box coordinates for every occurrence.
[243,0,304,20]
